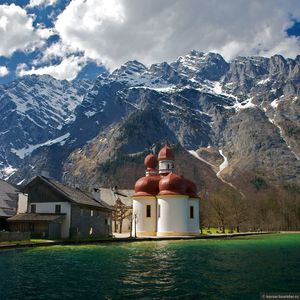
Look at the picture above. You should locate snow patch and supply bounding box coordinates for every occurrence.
[271,99,280,109]
[0,165,17,180]
[188,150,216,168]
[206,81,238,101]
[84,111,97,118]
[225,97,256,111]
[216,150,228,177]
[257,78,270,85]
[12,133,70,159]
[3,165,17,176]
[212,82,222,94]
[267,117,300,161]
[17,179,25,185]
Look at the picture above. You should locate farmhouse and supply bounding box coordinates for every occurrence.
[8,176,113,239]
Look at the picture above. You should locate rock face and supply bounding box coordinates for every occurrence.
[0,75,92,181]
[2,51,300,194]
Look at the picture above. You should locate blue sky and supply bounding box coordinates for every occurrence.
[0,0,300,84]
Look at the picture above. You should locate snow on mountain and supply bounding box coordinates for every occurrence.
[0,74,92,179]
[12,132,70,159]
[2,51,300,188]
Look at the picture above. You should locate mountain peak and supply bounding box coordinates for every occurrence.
[113,60,147,74]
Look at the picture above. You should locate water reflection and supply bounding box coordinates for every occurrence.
[120,242,180,296]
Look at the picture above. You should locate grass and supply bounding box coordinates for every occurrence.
[0,239,50,245]
[65,236,114,242]
[201,228,238,235]
[0,236,114,245]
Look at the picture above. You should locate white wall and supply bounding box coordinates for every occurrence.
[17,193,28,214]
[158,160,174,174]
[157,196,189,235]
[132,197,157,236]
[28,202,71,238]
[188,198,200,234]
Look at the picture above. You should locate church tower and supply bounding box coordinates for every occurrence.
[158,144,175,175]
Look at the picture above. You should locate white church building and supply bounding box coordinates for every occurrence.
[132,144,200,237]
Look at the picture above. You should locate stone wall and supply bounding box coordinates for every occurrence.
[70,204,112,239]
[0,231,31,241]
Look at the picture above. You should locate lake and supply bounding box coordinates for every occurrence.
[0,234,299,299]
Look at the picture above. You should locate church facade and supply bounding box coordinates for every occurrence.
[132,145,200,237]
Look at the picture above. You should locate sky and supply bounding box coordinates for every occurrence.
[0,0,300,84]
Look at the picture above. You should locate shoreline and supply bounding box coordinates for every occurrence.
[0,231,283,251]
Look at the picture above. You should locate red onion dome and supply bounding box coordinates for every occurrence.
[158,144,175,161]
[133,175,160,197]
[185,178,198,198]
[144,154,158,169]
[158,173,186,195]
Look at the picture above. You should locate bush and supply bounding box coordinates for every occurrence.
[251,176,267,191]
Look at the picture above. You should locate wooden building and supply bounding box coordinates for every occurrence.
[8,176,113,239]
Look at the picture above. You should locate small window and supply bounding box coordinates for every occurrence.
[80,209,84,216]
[91,210,94,217]
[190,206,194,219]
[55,204,61,214]
[89,227,93,235]
[105,219,108,225]
[30,204,36,213]
[158,205,161,218]
[146,205,151,218]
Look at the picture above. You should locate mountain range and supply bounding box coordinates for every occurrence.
[1,51,299,196]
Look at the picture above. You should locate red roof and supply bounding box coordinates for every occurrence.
[133,175,161,197]
[158,173,186,195]
[144,154,158,169]
[185,178,198,198]
[158,144,175,161]
[133,150,199,198]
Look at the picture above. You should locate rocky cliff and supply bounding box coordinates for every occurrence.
[2,51,299,196]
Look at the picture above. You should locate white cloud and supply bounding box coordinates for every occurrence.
[0,4,51,57]
[53,0,300,70]
[27,0,58,8]
[37,41,77,64]
[55,0,125,67]
[17,56,86,81]
[0,66,9,77]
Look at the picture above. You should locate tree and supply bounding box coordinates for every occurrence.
[226,190,248,232]
[112,198,132,233]
[209,190,230,233]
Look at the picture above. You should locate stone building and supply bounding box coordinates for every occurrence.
[0,179,18,230]
[8,176,113,239]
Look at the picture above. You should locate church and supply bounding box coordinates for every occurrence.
[132,144,200,237]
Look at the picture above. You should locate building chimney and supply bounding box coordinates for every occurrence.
[92,187,100,201]
[41,170,50,178]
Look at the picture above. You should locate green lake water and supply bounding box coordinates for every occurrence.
[0,234,299,300]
